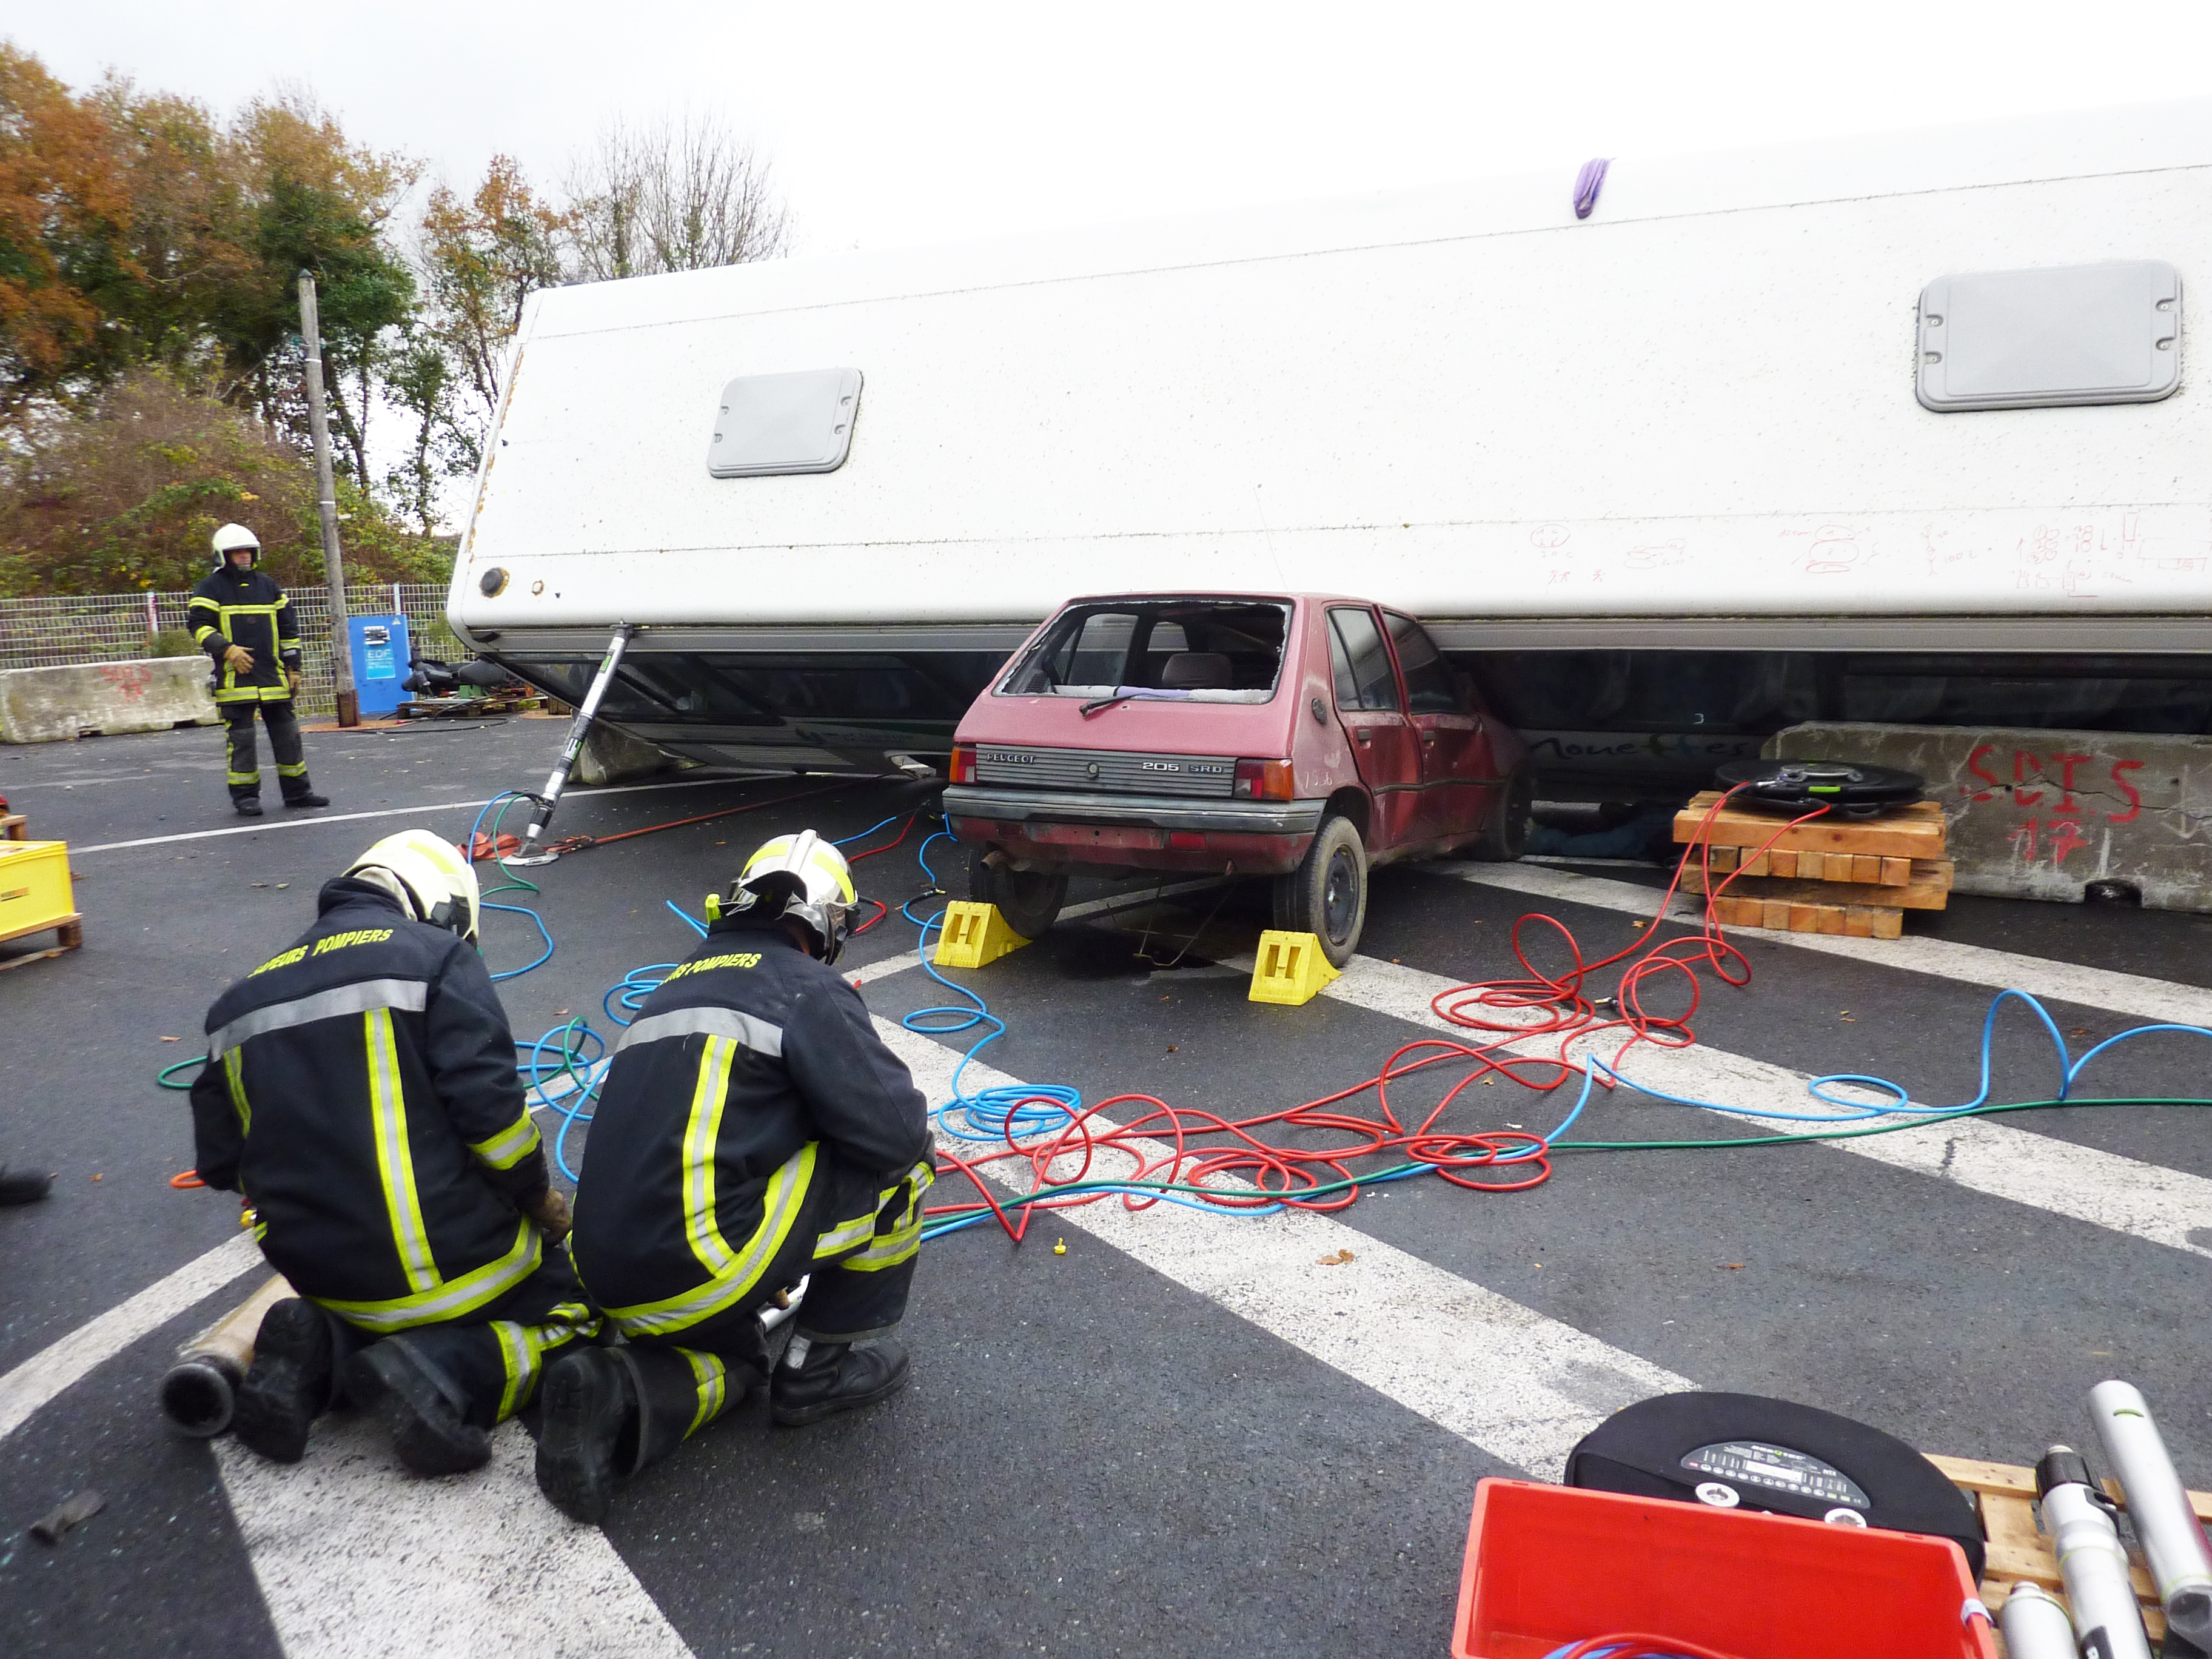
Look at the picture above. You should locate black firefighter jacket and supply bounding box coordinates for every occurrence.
[572,915,930,1339]
[190,879,556,1333]
[189,566,301,706]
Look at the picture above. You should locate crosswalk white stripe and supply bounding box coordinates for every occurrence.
[215,1416,694,1659]
[1297,951,2212,1262]
[0,1232,262,1442]
[1440,861,2212,1028]
[880,1018,1690,1480]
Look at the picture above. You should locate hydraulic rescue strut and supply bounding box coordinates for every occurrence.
[507,624,635,866]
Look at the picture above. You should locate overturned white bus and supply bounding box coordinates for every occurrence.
[446,98,2212,798]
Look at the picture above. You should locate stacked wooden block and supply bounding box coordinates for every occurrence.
[1671,790,1951,940]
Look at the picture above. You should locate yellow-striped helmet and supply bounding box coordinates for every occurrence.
[345,829,481,944]
[725,830,856,964]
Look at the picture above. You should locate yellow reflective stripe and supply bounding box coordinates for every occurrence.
[682,1350,728,1438]
[223,1050,250,1134]
[365,1008,440,1294]
[681,1036,740,1276]
[227,770,260,783]
[312,1219,542,1333]
[812,1210,879,1259]
[841,1162,935,1272]
[192,625,220,643]
[492,1321,532,1420]
[276,762,309,777]
[468,1111,541,1170]
[604,1143,817,1336]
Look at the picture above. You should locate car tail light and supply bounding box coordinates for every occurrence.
[1168,831,1208,851]
[1232,759,1295,800]
[949,743,976,783]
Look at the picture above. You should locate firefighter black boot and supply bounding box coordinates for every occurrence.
[230,1298,337,1463]
[769,1335,910,1427]
[345,1337,492,1477]
[535,1347,637,1525]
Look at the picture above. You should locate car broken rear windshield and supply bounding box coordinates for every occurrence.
[999,599,1291,702]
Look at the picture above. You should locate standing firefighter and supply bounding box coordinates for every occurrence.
[189,830,592,1473]
[537,831,933,1525]
[188,524,328,817]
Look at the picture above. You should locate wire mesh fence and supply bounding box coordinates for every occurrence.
[0,582,462,720]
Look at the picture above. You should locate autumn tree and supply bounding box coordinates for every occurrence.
[0,369,445,595]
[416,156,568,448]
[566,112,789,281]
[0,45,134,412]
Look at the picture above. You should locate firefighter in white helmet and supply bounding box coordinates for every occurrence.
[537,830,933,1525]
[188,830,591,1473]
[187,523,327,816]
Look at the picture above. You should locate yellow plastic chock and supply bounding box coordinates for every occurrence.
[933,901,1031,970]
[1247,930,1341,1007]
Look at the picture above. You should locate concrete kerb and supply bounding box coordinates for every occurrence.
[1766,720,2212,913]
[0,657,218,744]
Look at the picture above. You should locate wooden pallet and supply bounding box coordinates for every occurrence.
[2,813,25,841]
[1928,1453,2212,1653]
[1674,792,1949,859]
[0,911,81,973]
[1674,791,1949,937]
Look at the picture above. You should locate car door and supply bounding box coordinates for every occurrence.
[1385,610,1498,842]
[1326,605,1421,848]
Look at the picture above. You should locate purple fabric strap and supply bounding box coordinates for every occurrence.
[1573,157,1610,220]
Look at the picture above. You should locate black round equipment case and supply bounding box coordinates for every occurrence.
[1564,1391,1984,1580]
[1713,759,1926,819]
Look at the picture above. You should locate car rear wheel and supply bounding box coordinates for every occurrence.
[1467,768,1532,863]
[1272,814,1367,967]
[967,849,1068,939]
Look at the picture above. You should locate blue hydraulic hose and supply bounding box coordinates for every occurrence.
[1593,987,2212,1125]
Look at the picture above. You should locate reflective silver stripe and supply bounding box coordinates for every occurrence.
[615,1006,783,1058]
[468,1113,542,1171]
[312,1220,542,1333]
[210,978,427,1057]
[605,1144,817,1336]
[811,1212,878,1258]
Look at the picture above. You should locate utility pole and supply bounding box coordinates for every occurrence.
[297,269,359,727]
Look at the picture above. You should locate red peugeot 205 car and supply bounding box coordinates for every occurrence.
[940,592,1531,965]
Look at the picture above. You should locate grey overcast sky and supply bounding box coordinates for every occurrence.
[18,1,2212,257]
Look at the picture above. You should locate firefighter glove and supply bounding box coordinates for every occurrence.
[526,1188,573,1241]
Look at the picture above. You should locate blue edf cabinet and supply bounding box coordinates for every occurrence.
[347,614,412,717]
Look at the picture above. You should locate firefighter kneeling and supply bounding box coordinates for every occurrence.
[537,831,932,1526]
[189,831,592,1473]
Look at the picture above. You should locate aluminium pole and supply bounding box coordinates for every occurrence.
[297,269,359,727]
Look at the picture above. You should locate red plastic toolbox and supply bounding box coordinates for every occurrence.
[1453,1478,1996,1659]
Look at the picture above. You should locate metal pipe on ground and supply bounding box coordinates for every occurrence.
[160,1274,293,1437]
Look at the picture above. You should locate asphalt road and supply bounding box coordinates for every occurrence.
[3,717,2210,1657]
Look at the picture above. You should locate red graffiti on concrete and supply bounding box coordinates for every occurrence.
[1966,745,2148,870]
[96,664,153,699]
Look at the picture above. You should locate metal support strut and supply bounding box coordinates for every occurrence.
[506,625,635,866]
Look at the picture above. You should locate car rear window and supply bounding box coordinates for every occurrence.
[999,599,1290,702]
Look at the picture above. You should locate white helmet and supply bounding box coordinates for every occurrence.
[344,829,481,944]
[211,523,260,570]
[712,830,856,964]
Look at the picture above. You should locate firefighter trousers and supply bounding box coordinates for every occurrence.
[223,699,314,803]
[614,1159,929,1470]
[312,1262,599,1428]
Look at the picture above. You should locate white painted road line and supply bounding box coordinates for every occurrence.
[0,1230,261,1441]
[70,773,823,856]
[217,1415,694,1659]
[1441,861,2212,1028]
[1306,952,2212,1264]
[880,1019,1691,1480]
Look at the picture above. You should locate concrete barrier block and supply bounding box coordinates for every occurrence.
[1765,722,2212,913]
[572,722,678,787]
[0,658,219,744]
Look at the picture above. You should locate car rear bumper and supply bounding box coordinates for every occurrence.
[942,785,1326,876]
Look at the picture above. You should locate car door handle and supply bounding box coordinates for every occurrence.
[1421,731,1436,746]
[1355,728,1372,743]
